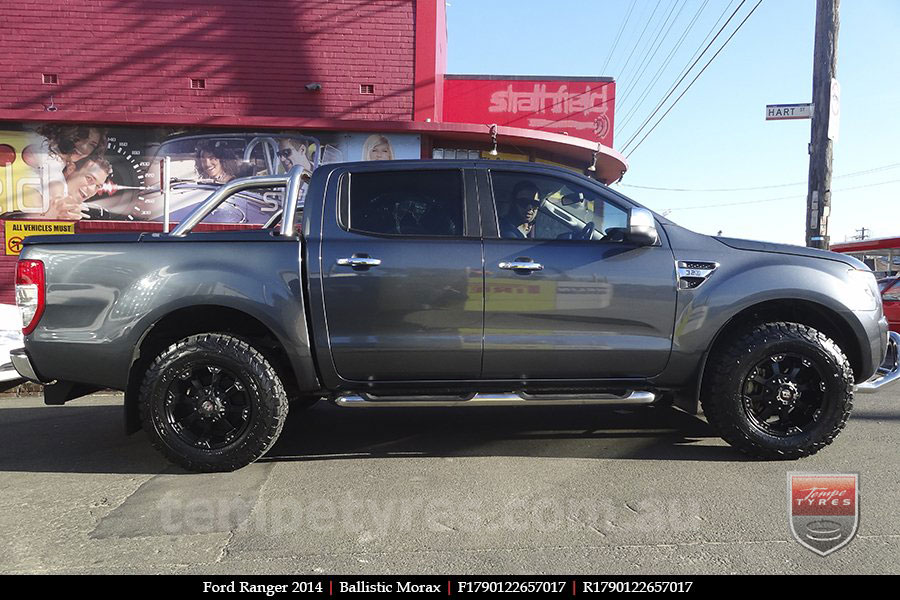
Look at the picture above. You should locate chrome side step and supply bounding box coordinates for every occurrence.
[856,330,900,393]
[333,391,657,408]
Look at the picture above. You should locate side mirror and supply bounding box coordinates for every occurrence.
[561,192,584,206]
[628,207,659,246]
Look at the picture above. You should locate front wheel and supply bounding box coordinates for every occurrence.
[139,333,289,472]
[701,322,854,459]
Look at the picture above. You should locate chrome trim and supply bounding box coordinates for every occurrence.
[170,174,286,236]
[677,261,718,279]
[499,261,543,271]
[333,390,657,407]
[676,260,719,289]
[280,165,306,236]
[263,209,283,229]
[169,165,306,237]
[337,257,382,268]
[856,331,900,393]
[628,207,660,246]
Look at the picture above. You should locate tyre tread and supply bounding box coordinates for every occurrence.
[700,321,853,459]
[138,333,288,472]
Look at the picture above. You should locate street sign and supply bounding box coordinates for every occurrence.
[766,103,813,120]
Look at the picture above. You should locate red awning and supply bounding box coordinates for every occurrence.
[831,237,900,253]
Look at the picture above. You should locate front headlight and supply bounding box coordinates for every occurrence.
[846,268,879,311]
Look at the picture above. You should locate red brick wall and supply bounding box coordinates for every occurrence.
[0,0,416,122]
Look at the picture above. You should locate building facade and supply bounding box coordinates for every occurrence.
[0,0,625,303]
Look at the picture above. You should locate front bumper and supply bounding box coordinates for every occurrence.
[856,331,900,393]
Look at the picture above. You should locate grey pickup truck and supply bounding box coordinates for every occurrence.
[10,160,900,471]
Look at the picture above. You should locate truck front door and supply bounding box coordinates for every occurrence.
[479,167,677,380]
[318,166,483,381]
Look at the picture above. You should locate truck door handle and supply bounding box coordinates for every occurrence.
[337,256,382,268]
[499,260,543,272]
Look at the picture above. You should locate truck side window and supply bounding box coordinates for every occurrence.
[491,171,627,241]
[348,170,464,237]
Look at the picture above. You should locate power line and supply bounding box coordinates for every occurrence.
[617,0,683,104]
[601,0,638,74]
[619,0,746,151]
[616,0,712,133]
[663,192,804,211]
[658,178,900,212]
[619,0,739,142]
[614,0,665,79]
[624,0,764,158]
[621,0,747,152]
[832,178,900,192]
[617,0,689,110]
[620,162,900,192]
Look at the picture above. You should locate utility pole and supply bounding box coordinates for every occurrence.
[854,227,869,240]
[806,0,840,249]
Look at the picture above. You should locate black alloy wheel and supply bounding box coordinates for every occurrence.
[741,352,827,437]
[701,322,854,459]
[139,333,289,472]
[163,362,253,450]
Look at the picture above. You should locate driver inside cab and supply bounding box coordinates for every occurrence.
[499,180,543,239]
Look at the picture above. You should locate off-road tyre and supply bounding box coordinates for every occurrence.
[139,333,289,472]
[701,322,853,459]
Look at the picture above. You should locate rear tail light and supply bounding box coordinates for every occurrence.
[16,259,45,334]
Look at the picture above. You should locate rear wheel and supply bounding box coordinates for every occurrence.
[139,333,289,472]
[701,322,853,459]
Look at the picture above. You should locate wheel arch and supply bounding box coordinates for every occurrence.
[124,304,313,434]
[677,298,864,414]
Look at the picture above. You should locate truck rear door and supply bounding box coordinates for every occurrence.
[317,164,483,381]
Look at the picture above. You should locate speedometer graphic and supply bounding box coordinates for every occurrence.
[89,134,155,220]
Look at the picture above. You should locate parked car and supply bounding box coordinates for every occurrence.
[9,160,899,471]
[879,276,900,333]
[0,304,24,391]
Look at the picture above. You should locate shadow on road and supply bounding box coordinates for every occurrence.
[268,402,740,463]
[0,398,743,474]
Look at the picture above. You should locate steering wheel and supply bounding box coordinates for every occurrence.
[577,221,596,240]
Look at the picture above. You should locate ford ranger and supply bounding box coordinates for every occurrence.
[10,161,900,471]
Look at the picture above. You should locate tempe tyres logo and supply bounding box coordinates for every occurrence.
[788,473,859,556]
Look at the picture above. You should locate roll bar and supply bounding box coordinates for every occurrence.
[169,165,307,237]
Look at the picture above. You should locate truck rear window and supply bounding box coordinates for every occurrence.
[347,170,464,237]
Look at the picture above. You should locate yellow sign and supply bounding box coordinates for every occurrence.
[4,220,74,255]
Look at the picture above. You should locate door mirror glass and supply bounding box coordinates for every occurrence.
[628,207,659,246]
[560,192,584,206]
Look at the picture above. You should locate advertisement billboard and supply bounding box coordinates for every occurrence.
[443,76,615,147]
[0,124,421,226]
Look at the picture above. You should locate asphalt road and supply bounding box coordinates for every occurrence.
[0,389,897,575]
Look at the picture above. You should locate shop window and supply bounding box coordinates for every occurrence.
[432,148,481,160]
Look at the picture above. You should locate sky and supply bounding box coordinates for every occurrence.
[445,0,900,245]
